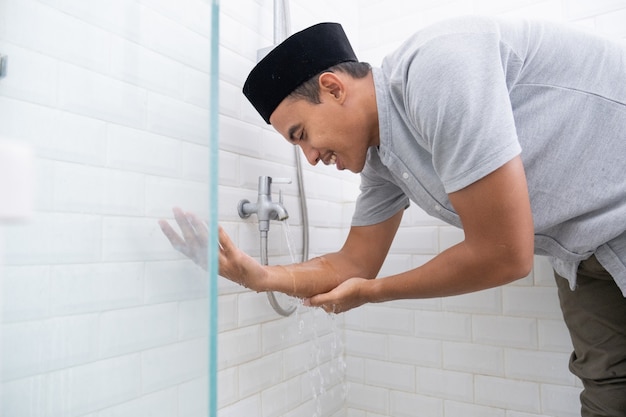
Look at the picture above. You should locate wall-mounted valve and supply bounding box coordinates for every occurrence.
[238,176,290,235]
[237,176,297,317]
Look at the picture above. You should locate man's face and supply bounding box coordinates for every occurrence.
[269,92,373,173]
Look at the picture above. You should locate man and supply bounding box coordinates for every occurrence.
[160,17,626,416]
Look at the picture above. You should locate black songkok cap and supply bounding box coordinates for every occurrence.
[243,22,358,124]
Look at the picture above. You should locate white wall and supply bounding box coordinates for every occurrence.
[345,1,626,417]
[0,0,214,416]
[3,1,626,417]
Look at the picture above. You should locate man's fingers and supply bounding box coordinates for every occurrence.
[158,219,192,257]
[172,207,198,244]
[218,225,235,253]
[187,212,208,241]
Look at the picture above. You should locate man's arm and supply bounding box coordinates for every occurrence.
[307,156,534,312]
[218,208,404,298]
[159,205,403,298]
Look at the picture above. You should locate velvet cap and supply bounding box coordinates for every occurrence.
[243,22,358,124]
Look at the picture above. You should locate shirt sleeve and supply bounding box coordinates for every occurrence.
[351,148,410,227]
[403,32,522,193]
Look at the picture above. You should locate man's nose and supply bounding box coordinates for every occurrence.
[300,144,320,166]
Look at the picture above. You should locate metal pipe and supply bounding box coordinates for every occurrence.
[273,0,309,263]
[260,230,296,316]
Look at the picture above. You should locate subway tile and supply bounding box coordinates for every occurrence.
[218,150,239,186]
[97,387,178,417]
[238,291,282,326]
[390,391,443,417]
[2,355,141,416]
[67,354,142,415]
[141,337,208,393]
[1,265,50,322]
[261,375,303,417]
[1,314,99,381]
[102,216,178,262]
[58,63,146,129]
[344,330,387,359]
[179,298,209,340]
[283,343,312,379]
[178,376,209,417]
[52,162,145,215]
[390,226,439,254]
[139,0,213,38]
[503,286,563,319]
[144,260,208,304]
[0,97,107,166]
[107,124,182,177]
[538,319,573,352]
[444,400,506,417]
[414,311,472,341]
[182,142,210,182]
[540,383,582,417]
[345,382,389,415]
[438,225,464,251]
[218,325,261,369]
[378,254,414,277]
[365,358,415,391]
[144,175,208,219]
[475,375,541,413]
[146,92,210,145]
[3,213,102,265]
[238,351,284,397]
[388,335,442,368]
[183,65,211,109]
[416,367,473,402]
[505,349,575,385]
[218,294,238,332]
[217,367,238,408]
[362,304,414,336]
[51,0,144,42]
[472,315,537,348]
[50,262,143,316]
[443,287,502,314]
[443,341,504,376]
[218,394,261,417]
[138,6,211,72]
[2,0,110,71]
[99,303,178,358]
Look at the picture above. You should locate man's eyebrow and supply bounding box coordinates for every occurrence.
[288,124,302,141]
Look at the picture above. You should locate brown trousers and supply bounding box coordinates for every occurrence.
[555,255,626,417]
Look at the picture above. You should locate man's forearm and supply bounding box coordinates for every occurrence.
[261,253,360,298]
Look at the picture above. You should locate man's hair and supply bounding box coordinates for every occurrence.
[289,61,371,104]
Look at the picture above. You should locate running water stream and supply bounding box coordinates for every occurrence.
[280,220,348,416]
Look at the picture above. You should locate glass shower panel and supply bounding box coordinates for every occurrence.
[0,1,218,416]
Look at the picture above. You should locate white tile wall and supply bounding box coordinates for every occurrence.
[2,1,625,417]
[1,0,212,416]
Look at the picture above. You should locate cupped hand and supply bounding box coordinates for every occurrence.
[304,277,370,314]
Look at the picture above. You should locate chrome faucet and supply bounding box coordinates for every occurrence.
[238,176,290,235]
[237,175,296,317]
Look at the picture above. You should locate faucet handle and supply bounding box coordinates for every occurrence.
[271,177,292,185]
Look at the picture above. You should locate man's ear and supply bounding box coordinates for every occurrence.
[318,72,345,102]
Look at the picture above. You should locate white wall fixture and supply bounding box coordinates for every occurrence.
[0,139,33,221]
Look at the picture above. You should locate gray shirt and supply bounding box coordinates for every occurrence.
[352,16,626,295]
